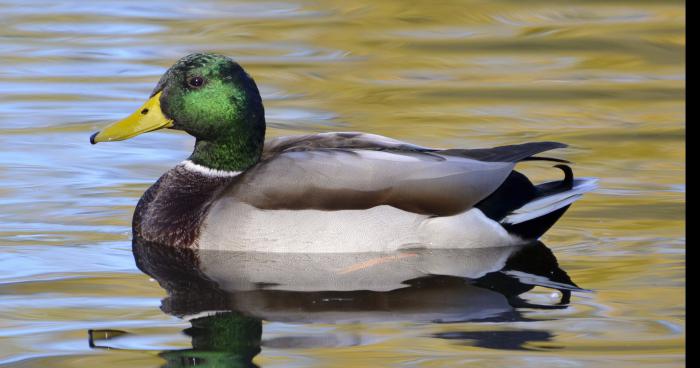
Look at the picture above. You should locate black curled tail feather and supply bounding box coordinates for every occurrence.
[554,164,573,189]
[534,164,574,195]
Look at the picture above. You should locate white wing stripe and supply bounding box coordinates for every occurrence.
[502,178,598,225]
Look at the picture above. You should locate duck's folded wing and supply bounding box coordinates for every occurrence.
[222,133,567,217]
[261,132,567,163]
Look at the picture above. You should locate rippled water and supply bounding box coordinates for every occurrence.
[0,0,685,367]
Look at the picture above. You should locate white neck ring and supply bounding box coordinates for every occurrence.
[180,160,242,177]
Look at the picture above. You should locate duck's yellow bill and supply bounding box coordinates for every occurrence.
[90,92,173,144]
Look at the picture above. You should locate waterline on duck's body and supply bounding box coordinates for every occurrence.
[198,202,523,253]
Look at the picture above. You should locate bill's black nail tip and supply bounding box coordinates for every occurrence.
[90,132,98,145]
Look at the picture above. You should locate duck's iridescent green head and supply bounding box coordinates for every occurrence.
[91,53,266,172]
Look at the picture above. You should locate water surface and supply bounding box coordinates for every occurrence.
[0,0,685,367]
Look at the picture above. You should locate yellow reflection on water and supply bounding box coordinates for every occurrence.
[0,0,684,367]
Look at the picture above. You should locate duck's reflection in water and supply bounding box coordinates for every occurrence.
[91,241,584,367]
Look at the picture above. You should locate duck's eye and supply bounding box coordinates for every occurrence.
[187,76,205,89]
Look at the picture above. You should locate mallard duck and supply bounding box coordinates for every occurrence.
[90,53,596,253]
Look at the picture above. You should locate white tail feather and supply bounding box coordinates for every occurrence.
[501,178,598,225]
